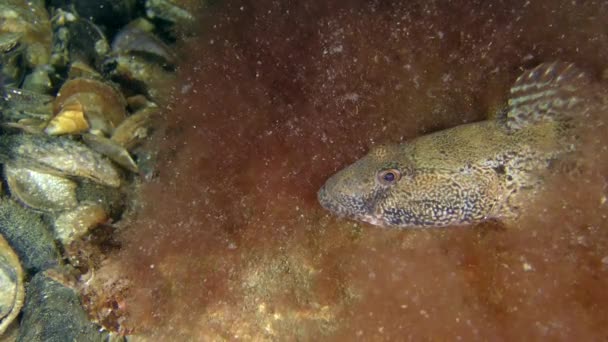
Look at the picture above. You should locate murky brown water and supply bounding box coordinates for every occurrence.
[109,0,608,339]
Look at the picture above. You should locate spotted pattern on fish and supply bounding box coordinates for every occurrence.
[317,62,599,228]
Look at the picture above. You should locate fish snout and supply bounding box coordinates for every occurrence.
[317,182,337,212]
[317,173,376,220]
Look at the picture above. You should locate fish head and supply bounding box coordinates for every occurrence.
[318,142,501,228]
[318,144,416,226]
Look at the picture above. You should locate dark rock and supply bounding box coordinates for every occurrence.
[17,271,106,342]
[0,198,61,274]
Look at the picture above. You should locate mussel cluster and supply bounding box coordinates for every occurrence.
[0,0,194,339]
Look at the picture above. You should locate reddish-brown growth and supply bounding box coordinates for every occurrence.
[107,0,608,339]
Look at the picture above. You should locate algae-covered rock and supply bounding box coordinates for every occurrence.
[0,197,61,274]
[17,270,107,342]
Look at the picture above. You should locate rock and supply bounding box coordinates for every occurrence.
[17,270,107,342]
[0,198,61,274]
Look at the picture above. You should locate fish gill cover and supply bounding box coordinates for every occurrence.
[107,0,608,339]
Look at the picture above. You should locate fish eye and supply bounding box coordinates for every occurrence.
[377,169,401,185]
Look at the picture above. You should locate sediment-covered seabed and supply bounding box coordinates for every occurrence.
[103,0,608,340]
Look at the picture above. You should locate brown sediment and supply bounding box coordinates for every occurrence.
[108,0,608,339]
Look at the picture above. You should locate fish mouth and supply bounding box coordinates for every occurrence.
[357,214,388,227]
[317,184,386,226]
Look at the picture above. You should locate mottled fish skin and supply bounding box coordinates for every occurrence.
[318,62,598,228]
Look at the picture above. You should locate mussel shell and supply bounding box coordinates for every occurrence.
[22,65,53,94]
[111,106,159,150]
[0,0,52,67]
[66,18,110,68]
[2,86,54,123]
[0,45,25,88]
[83,133,139,173]
[5,164,79,212]
[49,15,71,69]
[0,233,24,336]
[145,0,195,24]
[44,100,90,136]
[53,202,107,245]
[112,20,177,66]
[0,32,21,53]
[103,54,175,103]
[0,134,121,188]
[54,77,127,130]
[66,60,102,80]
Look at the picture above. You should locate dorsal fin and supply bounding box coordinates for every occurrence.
[506,62,591,131]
